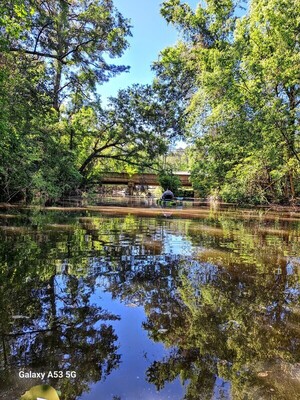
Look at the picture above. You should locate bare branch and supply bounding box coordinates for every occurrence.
[33,21,53,53]
[9,47,67,64]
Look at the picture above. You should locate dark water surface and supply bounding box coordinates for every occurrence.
[0,207,299,400]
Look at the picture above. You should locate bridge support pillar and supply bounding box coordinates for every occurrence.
[128,181,134,196]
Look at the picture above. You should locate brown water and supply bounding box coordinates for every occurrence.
[0,206,299,400]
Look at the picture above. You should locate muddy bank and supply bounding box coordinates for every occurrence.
[2,203,300,222]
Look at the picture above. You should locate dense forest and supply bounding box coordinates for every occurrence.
[0,0,299,205]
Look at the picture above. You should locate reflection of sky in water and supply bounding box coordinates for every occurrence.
[163,233,193,256]
[1,211,300,400]
[77,224,229,400]
[213,377,231,400]
[80,288,186,400]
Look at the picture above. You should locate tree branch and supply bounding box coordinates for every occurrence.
[61,39,95,60]
[33,21,53,53]
[9,47,67,64]
[79,138,125,173]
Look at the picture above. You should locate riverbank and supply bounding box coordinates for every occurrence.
[2,202,300,223]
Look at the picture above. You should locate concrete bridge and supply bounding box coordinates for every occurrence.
[99,172,191,187]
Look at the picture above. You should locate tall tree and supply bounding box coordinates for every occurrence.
[6,0,131,112]
[0,0,132,202]
[158,0,300,204]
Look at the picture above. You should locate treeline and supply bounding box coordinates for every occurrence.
[1,1,299,205]
[157,0,300,204]
[0,0,182,203]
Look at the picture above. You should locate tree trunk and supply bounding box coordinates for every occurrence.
[53,60,62,113]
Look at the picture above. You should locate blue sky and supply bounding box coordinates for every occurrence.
[100,0,199,101]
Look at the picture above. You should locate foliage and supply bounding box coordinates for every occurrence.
[71,84,173,181]
[0,1,187,204]
[0,53,81,202]
[0,0,133,203]
[164,147,191,172]
[1,0,299,205]
[158,0,300,204]
[5,0,132,110]
[158,170,182,195]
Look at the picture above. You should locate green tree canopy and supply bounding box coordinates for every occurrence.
[157,0,300,204]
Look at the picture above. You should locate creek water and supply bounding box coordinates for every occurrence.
[0,206,299,400]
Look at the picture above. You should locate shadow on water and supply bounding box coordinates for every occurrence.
[0,208,299,399]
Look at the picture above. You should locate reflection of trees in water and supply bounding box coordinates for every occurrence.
[143,262,300,400]
[98,251,300,399]
[0,211,300,399]
[95,219,300,400]
[0,234,120,400]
